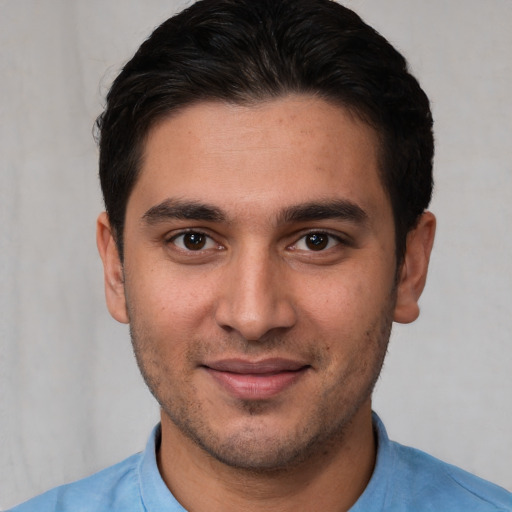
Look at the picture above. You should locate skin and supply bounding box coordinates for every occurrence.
[97,95,435,512]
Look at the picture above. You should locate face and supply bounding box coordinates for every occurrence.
[102,96,410,471]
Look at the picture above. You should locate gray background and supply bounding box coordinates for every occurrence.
[1,0,511,508]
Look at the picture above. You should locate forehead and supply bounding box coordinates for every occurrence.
[129,95,390,223]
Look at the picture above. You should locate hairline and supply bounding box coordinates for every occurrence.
[112,92,401,263]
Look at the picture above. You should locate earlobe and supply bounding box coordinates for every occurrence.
[393,211,436,324]
[96,212,129,324]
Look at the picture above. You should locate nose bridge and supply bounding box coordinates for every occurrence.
[215,241,296,340]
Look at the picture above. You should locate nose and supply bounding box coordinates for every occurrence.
[214,246,297,341]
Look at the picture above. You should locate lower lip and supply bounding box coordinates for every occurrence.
[205,368,308,400]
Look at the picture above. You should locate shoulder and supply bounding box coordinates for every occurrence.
[389,441,512,511]
[352,414,512,512]
[7,453,144,512]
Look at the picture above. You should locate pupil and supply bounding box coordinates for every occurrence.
[306,233,328,250]
[184,233,206,250]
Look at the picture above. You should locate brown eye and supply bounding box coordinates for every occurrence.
[183,232,206,250]
[171,231,216,251]
[305,233,329,251]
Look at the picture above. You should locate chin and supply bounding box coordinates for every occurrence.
[163,402,354,473]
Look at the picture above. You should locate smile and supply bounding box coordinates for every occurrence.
[202,358,310,400]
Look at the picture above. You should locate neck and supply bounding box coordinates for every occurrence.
[157,405,376,512]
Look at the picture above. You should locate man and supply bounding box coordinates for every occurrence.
[9,0,511,511]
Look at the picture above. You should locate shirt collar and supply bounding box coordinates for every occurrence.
[137,412,393,511]
[138,424,187,511]
[349,412,393,511]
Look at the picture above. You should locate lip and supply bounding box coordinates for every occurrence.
[202,358,310,400]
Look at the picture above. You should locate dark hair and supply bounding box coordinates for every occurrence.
[96,0,433,262]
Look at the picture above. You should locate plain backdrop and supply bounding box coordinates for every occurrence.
[1,0,511,508]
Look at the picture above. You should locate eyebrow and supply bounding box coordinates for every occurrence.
[278,200,368,225]
[142,197,368,227]
[142,199,225,224]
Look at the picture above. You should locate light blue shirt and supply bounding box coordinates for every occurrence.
[9,414,512,511]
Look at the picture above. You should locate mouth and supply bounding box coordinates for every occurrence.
[202,358,311,400]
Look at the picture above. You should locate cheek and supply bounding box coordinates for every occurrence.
[296,266,395,372]
[125,274,201,375]
[126,259,217,328]
[299,274,386,332]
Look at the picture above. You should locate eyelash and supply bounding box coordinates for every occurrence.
[167,230,220,252]
[167,230,348,253]
[289,231,346,252]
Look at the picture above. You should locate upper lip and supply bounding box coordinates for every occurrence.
[203,358,309,374]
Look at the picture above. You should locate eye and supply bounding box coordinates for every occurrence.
[293,232,341,251]
[170,231,218,251]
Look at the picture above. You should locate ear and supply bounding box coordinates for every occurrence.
[393,211,436,324]
[96,212,129,324]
